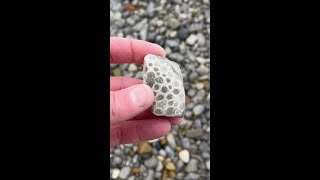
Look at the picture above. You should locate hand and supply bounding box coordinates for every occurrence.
[110,37,182,147]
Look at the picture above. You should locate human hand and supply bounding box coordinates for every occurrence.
[110,37,183,147]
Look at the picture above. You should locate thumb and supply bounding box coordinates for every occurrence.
[110,84,154,124]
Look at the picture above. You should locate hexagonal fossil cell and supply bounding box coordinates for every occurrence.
[143,54,185,118]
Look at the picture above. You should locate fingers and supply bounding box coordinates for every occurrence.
[110,37,166,64]
[110,119,171,147]
[110,84,154,124]
[132,108,183,126]
[110,76,142,91]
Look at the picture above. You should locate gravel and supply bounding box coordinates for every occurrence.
[110,0,210,179]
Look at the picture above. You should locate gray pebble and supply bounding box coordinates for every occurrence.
[186,129,204,138]
[145,169,155,180]
[119,167,131,179]
[193,104,205,116]
[185,173,199,180]
[144,157,158,168]
[185,159,198,172]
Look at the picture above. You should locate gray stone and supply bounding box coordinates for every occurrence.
[185,159,198,172]
[168,53,184,62]
[189,72,199,82]
[165,39,180,47]
[113,156,122,165]
[176,160,185,172]
[119,167,131,179]
[197,33,206,46]
[156,161,163,171]
[140,24,148,41]
[193,105,205,116]
[206,160,210,170]
[145,169,155,180]
[143,54,185,118]
[144,157,158,168]
[166,18,181,30]
[178,28,189,40]
[133,19,147,31]
[166,133,177,149]
[181,138,191,149]
[185,173,199,180]
[186,129,204,138]
[165,146,175,158]
[186,34,198,45]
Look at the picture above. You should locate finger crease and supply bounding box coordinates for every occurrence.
[129,39,135,63]
[111,92,118,122]
[136,122,142,142]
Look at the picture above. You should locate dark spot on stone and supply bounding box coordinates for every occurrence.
[154,84,160,90]
[173,89,180,94]
[168,101,174,106]
[166,78,171,83]
[166,107,174,115]
[155,77,163,83]
[174,103,178,107]
[144,67,148,72]
[179,103,185,110]
[169,85,172,89]
[147,72,155,78]
[148,63,153,66]
[146,77,155,87]
[157,95,164,101]
[154,109,163,115]
[162,74,166,77]
[166,94,172,100]
[161,86,168,93]
[158,100,167,108]
[154,67,159,71]
[157,72,160,75]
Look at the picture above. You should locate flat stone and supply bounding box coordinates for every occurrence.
[186,34,198,45]
[119,167,131,179]
[179,150,190,163]
[166,133,176,149]
[145,169,155,180]
[143,54,185,118]
[165,162,176,171]
[185,129,204,138]
[193,105,205,116]
[128,64,138,72]
[138,142,153,154]
[111,168,120,179]
[144,156,158,168]
[185,159,198,172]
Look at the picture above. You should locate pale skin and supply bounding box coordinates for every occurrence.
[110,37,183,147]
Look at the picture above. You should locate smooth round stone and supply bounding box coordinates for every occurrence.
[111,169,120,179]
[179,149,190,163]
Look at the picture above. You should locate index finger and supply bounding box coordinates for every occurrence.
[110,37,166,64]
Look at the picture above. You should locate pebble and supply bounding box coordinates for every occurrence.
[133,19,147,31]
[145,169,155,180]
[179,150,190,163]
[113,156,122,165]
[181,138,191,149]
[186,34,198,45]
[185,173,199,180]
[127,176,135,180]
[166,133,177,149]
[138,142,153,154]
[165,146,175,158]
[178,28,190,40]
[185,159,198,172]
[197,33,206,46]
[186,129,204,138]
[119,167,131,179]
[206,160,210,170]
[111,168,120,179]
[193,104,205,116]
[144,157,158,168]
[165,162,176,171]
[156,161,163,171]
[166,18,181,30]
[128,64,138,72]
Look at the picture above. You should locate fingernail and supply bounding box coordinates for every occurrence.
[130,85,151,107]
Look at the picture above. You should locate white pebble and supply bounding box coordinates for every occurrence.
[179,149,190,163]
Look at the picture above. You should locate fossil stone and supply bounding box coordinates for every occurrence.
[143,54,185,118]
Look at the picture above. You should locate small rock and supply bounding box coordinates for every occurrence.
[165,146,175,158]
[206,160,210,170]
[140,24,148,40]
[193,105,205,116]
[189,72,199,82]
[178,28,189,40]
[187,89,197,97]
[186,34,198,45]
[144,156,158,168]
[166,18,181,29]
[196,65,210,75]
[179,150,190,163]
[112,68,122,76]
[165,39,180,47]
[113,156,122,165]
[195,83,204,90]
[181,138,191,149]
[169,31,177,38]
[197,33,206,46]
[176,160,185,172]
[156,161,163,171]
[184,173,199,180]
[159,149,167,157]
[132,167,140,174]
[128,64,138,72]
[176,172,185,180]
[145,169,155,180]
[185,159,198,172]
[127,176,135,180]
[133,19,147,31]
[186,129,204,138]
[111,168,120,179]
[165,162,176,171]
[119,167,131,179]
[166,133,177,149]
[138,142,153,154]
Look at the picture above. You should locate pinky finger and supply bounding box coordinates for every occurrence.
[110,119,171,148]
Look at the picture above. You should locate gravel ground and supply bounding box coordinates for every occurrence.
[110,0,210,179]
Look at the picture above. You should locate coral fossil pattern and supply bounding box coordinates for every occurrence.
[143,54,185,118]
